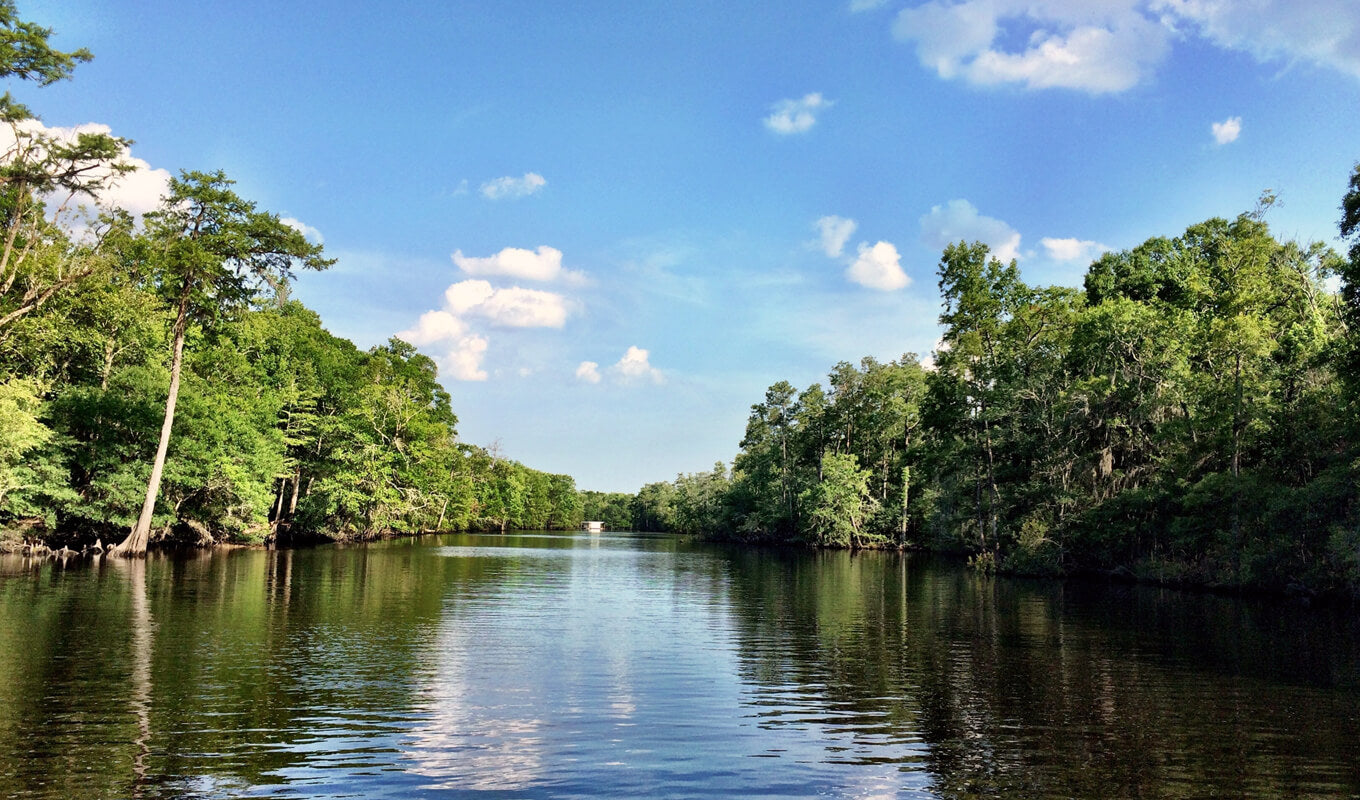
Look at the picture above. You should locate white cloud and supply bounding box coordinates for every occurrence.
[846,241,911,291]
[0,120,172,217]
[763,93,833,134]
[441,279,570,328]
[613,346,664,384]
[1211,115,1242,144]
[920,199,1022,263]
[814,215,857,257]
[888,0,1360,93]
[476,286,570,328]
[892,0,1170,93]
[1154,0,1360,79]
[402,277,574,380]
[480,172,547,200]
[1041,237,1109,262]
[280,216,324,243]
[575,361,602,384]
[398,310,467,345]
[444,279,496,313]
[452,245,586,284]
[850,0,888,9]
[441,335,489,382]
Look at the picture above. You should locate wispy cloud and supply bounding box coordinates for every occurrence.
[893,1,1169,93]
[920,199,1022,263]
[1156,0,1360,79]
[1041,237,1109,262]
[887,0,1360,94]
[764,93,833,134]
[480,172,546,200]
[281,217,324,243]
[575,361,602,384]
[814,215,857,258]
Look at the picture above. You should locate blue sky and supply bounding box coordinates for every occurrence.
[16,0,1360,491]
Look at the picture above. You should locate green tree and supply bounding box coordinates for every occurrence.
[114,172,331,555]
[799,453,874,548]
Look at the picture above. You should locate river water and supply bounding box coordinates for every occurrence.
[0,531,1357,799]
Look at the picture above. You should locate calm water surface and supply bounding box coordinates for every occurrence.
[0,531,1357,798]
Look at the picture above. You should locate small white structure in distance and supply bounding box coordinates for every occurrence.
[582,521,604,533]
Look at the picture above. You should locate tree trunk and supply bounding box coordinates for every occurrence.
[1232,351,1243,577]
[900,465,910,542]
[270,478,287,535]
[101,338,116,391]
[287,468,302,518]
[115,284,191,556]
[982,401,1001,550]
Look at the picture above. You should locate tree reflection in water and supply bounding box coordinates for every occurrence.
[716,546,1360,798]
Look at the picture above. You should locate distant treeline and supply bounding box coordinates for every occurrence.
[0,6,583,549]
[628,171,1360,596]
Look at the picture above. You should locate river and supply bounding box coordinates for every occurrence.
[0,531,1356,798]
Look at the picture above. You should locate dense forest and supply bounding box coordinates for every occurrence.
[0,6,582,552]
[630,177,1360,597]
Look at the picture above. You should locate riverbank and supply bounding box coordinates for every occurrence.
[695,531,1356,605]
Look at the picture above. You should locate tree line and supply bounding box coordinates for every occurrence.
[630,177,1360,596]
[0,4,584,552]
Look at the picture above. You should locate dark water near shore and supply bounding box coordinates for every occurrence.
[0,531,1357,799]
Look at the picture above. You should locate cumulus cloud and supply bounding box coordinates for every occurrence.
[613,346,664,384]
[442,335,489,382]
[281,217,324,243]
[893,0,1170,93]
[444,279,496,313]
[439,279,570,328]
[397,310,487,381]
[453,245,586,284]
[480,172,547,200]
[476,286,570,328]
[401,276,575,381]
[1041,237,1109,262]
[0,120,172,218]
[920,199,1022,263]
[1154,0,1360,79]
[846,241,911,291]
[814,215,857,258]
[1211,115,1242,144]
[575,361,602,384]
[764,93,833,134]
[398,310,467,345]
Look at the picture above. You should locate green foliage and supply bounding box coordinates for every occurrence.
[634,169,1360,597]
[0,0,92,120]
[0,375,50,509]
[798,453,875,548]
